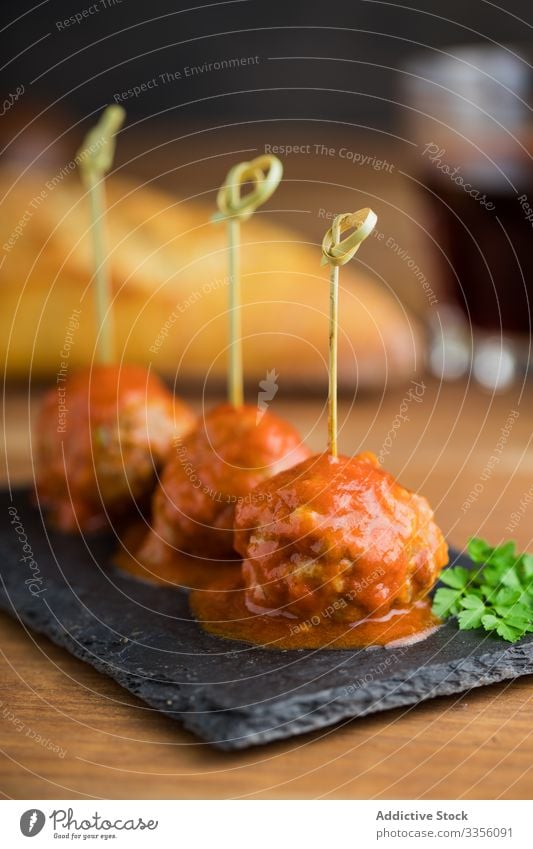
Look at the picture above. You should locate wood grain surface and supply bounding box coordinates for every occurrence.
[1,381,532,799]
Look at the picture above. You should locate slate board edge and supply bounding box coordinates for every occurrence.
[1,582,531,751]
[184,644,533,750]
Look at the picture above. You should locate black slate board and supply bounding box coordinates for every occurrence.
[1,487,532,750]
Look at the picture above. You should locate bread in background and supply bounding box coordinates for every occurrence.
[0,169,422,390]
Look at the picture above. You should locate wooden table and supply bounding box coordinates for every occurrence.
[1,381,532,799]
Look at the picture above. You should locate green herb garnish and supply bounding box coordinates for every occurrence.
[432,538,533,643]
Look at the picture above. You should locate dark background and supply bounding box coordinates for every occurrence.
[2,0,532,131]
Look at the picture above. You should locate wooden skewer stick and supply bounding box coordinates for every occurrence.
[77,105,126,364]
[321,208,377,457]
[212,155,283,407]
[227,215,241,408]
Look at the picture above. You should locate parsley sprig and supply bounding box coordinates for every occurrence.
[432,538,533,643]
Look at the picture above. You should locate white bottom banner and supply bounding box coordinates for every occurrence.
[2,799,530,848]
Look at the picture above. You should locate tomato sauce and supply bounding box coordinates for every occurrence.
[188,574,440,650]
[115,541,440,649]
[115,526,241,590]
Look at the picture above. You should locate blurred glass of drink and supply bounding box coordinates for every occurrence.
[403,45,533,387]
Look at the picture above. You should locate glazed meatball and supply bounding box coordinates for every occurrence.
[234,452,448,621]
[36,364,195,532]
[138,403,310,561]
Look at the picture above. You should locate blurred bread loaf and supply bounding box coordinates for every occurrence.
[0,168,422,390]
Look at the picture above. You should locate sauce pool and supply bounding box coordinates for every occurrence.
[115,540,440,650]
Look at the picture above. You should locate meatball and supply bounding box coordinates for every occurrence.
[234,452,448,621]
[138,403,310,561]
[36,364,195,532]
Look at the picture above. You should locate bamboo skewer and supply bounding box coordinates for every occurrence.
[77,105,126,364]
[321,208,378,456]
[212,155,283,407]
